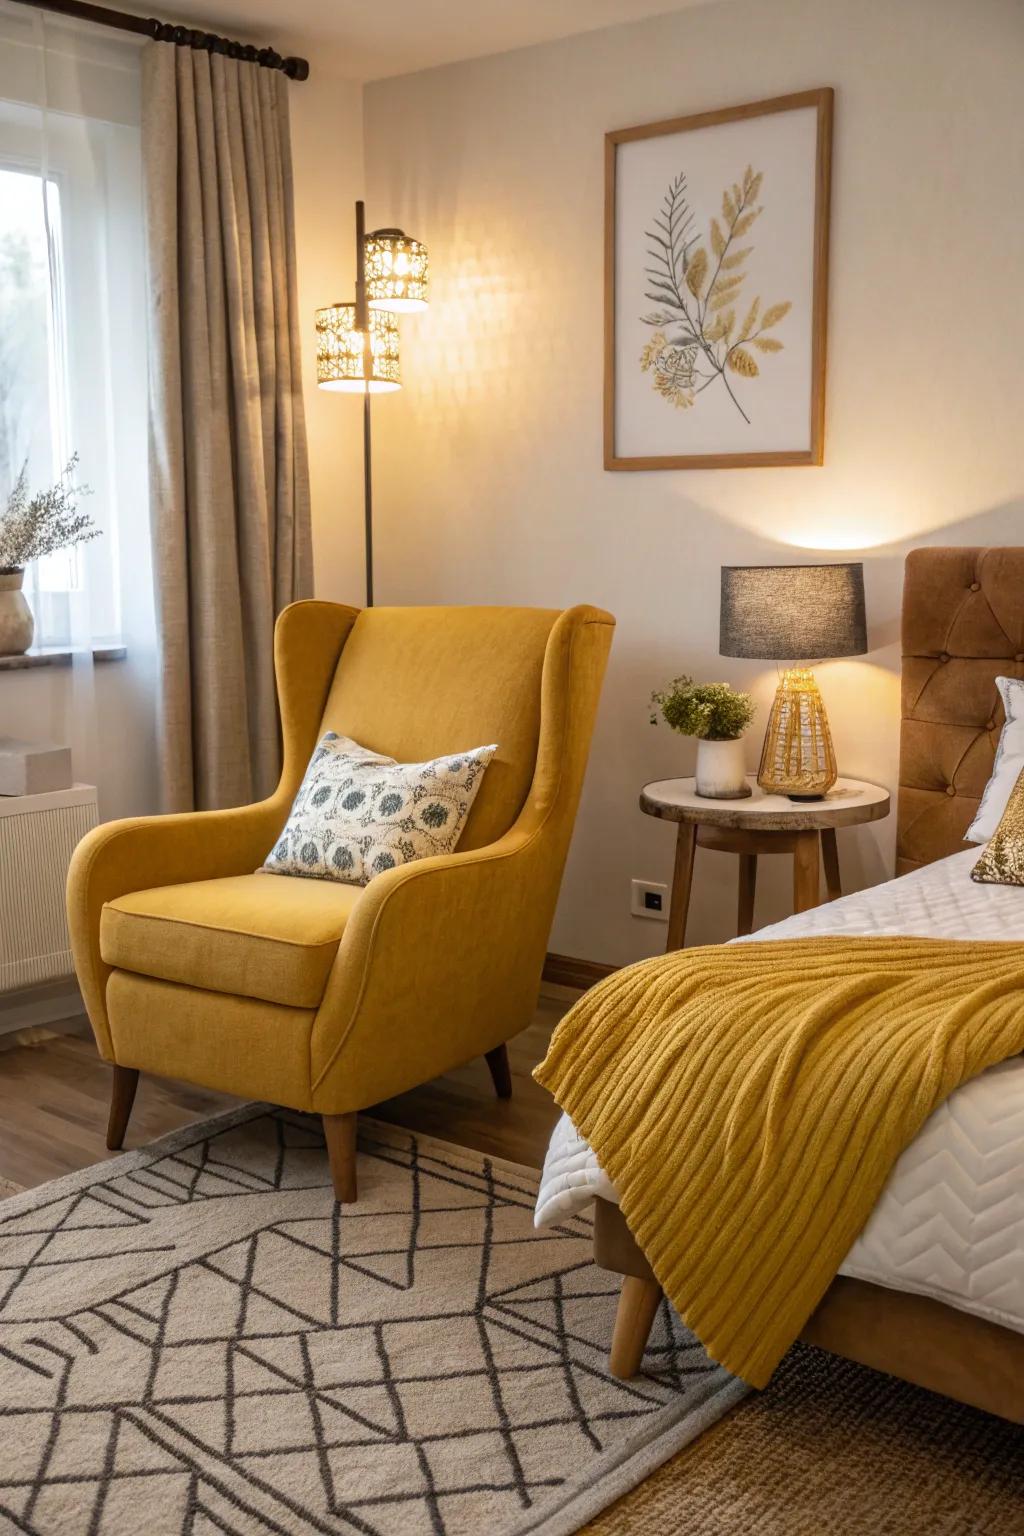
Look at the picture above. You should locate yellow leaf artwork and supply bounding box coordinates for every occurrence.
[684,248,708,298]
[727,347,759,377]
[641,166,791,424]
[760,301,792,329]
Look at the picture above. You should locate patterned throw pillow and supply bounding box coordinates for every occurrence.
[262,733,497,886]
[971,765,1024,887]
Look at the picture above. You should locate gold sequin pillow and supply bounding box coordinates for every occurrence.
[971,765,1024,887]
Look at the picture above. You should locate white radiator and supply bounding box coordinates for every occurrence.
[0,784,98,992]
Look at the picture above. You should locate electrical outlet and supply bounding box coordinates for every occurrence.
[631,879,668,921]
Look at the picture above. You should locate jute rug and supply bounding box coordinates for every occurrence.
[584,1340,1024,1534]
[0,1106,743,1535]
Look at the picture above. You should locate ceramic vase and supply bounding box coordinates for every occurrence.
[0,569,34,656]
[695,736,750,799]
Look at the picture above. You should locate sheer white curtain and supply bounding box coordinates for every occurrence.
[0,3,154,797]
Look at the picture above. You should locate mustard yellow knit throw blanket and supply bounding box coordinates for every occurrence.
[534,936,1024,1388]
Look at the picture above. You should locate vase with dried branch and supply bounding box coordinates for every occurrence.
[0,455,97,656]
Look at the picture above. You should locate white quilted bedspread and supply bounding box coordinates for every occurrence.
[536,848,1024,1333]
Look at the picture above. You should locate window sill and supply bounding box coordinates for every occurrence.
[0,644,127,673]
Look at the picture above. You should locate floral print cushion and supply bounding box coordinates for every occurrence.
[262,733,497,886]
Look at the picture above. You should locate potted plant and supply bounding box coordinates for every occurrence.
[0,456,96,656]
[651,675,756,799]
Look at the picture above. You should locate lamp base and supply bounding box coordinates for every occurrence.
[757,667,838,799]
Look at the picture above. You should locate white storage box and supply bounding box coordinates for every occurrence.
[0,737,73,797]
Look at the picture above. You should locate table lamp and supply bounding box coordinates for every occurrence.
[719,563,868,800]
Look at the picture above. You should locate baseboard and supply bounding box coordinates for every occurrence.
[0,979,83,1037]
[542,952,619,991]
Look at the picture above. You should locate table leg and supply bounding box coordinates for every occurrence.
[792,830,821,913]
[666,821,697,951]
[737,853,757,936]
[821,828,841,902]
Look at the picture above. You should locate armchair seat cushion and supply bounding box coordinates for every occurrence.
[100,873,362,1008]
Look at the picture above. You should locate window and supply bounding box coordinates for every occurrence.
[0,166,78,620]
[0,18,148,650]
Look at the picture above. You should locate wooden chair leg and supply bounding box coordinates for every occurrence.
[609,1274,664,1379]
[485,1043,513,1100]
[106,1066,139,1151]
[323,1112,358,1202]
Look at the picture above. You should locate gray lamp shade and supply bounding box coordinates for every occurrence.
[720,563,868,661]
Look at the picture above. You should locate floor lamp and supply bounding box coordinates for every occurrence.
[315,202,428,606]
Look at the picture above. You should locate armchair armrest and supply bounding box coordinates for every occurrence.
[309,820,555,1109]
[67,796,286,1053]
[68,597,361,1056]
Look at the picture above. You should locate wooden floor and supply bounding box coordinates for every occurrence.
[0,988,574,1192]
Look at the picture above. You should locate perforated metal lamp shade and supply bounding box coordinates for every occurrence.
[720,563,868,661]
[315,304,401,393]
[365,228,428,312]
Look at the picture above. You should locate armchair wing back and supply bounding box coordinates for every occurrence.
[318,605,560,850]
[67,601,614,1199]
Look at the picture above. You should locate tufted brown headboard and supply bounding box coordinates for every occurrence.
[897,547,1024,875]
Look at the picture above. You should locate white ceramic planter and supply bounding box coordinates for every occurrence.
[0,569,33,656]
[695,736,751,799]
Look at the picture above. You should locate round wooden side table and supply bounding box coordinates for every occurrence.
[640,775,891,951]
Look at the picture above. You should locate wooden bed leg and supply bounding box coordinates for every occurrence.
[609,1275,663,1379]
[323,1112,358,1202]
[485,1043,513,1099]
[106,1066,139,1151]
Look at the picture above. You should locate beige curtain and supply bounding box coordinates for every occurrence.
[142,42,312,812]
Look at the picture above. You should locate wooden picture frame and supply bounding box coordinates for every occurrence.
[604,88,833,471]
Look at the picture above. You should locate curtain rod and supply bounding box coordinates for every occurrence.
[8,0,310,79]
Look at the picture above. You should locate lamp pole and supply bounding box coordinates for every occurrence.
[354,199,374,607]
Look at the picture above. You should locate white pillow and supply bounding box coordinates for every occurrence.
[262,732,496,885]
[965,676,1024,843]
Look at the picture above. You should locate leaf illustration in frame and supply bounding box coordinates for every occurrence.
[614,87,832,467]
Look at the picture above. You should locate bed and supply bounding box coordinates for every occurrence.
[535,546,1024,1422]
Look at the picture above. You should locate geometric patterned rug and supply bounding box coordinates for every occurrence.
[0,1107,744,1535]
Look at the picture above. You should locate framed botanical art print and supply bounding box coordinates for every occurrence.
[604,88,833,470]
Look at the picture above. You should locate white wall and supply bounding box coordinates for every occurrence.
[355,0,1024,965]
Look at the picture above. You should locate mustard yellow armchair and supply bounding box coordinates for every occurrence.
[67,602,614,1199]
